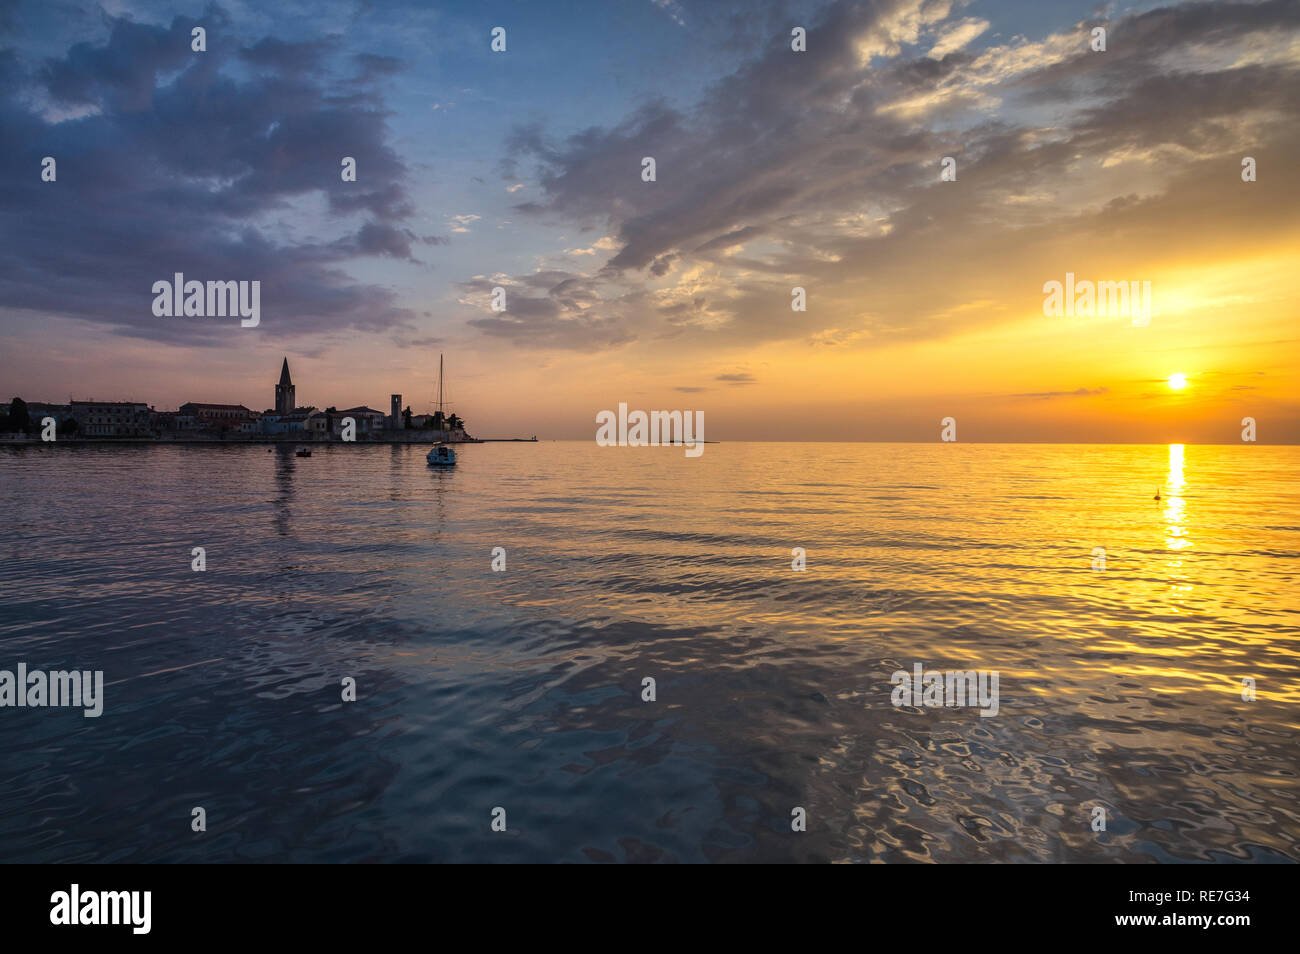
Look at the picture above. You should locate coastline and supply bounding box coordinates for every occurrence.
[0,434,542,445]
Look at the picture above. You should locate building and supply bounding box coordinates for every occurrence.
[70,401,151,437]
[275,358,296,415]
[150,409,178,432]
[338,406,387,435]
[26,402,73,426]
[178,402,254,433]
[390,394,403,429]
[305,410,328,436]
[258,409,315,435]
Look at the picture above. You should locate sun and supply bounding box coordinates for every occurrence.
[1168,373,1189,390]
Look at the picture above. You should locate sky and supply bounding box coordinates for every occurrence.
[0,0,1296,442]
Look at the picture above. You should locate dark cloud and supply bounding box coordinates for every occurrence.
[0,11,420,344]
[352,52,404,82]
[694,226,765,253]
[354,223,415,259]
[0,0,17,34]
[241,37,337,74]
[649,252,678,276]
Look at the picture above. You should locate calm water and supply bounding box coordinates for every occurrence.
[1,441,1297,863]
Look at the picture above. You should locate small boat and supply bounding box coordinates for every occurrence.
[427,444,456,467]
[426,355,457,467]
[295,447,311,457]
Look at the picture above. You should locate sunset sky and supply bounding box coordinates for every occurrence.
[1,0,1296,442]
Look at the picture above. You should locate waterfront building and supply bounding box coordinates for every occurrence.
[258,408,315,435]
[70,400,151,437]
[177,402,254,433]
[337,406,387,435]
[27,402,73,425]
[150,409,178,432]
[305,410,328,436]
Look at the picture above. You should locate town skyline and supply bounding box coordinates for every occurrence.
[3,354,470,439]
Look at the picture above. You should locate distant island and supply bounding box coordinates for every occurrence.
[0,356,500,444]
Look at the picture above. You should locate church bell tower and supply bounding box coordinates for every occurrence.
[275,357,296,414]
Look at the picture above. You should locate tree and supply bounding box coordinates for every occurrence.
[61,417,79,435]
[8,398,29,433]
[402,406,413,429]
[447,413,464,431]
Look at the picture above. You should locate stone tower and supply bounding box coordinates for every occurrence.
[275,358,296,414]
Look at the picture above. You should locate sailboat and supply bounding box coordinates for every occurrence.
[426,352,457,468]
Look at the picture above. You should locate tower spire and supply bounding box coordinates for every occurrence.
[275,357,296,414]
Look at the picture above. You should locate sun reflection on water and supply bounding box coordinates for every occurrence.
[1164,443,1192,613]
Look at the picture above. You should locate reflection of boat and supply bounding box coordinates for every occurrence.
[295,447,311,457]
[427,444,456,467]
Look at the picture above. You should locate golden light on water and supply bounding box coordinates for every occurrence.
[1164,443,1188,550]
[1164,443,1192,615]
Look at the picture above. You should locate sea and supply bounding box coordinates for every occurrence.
[0,441,1296,863]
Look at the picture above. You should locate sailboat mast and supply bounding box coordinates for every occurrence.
[438,353,444,439]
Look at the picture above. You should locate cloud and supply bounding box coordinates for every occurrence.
[352,52,404,82]
[459,272,638,351]
[565,236,618,256]
[0,11,421,344]
[1010,387,1110,400]
[927,17,989,59]
[809,327,870,346]
[480,0,1300,356]
[241,37,337,74]
[355,223,417,260]
[650,0,686,28]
